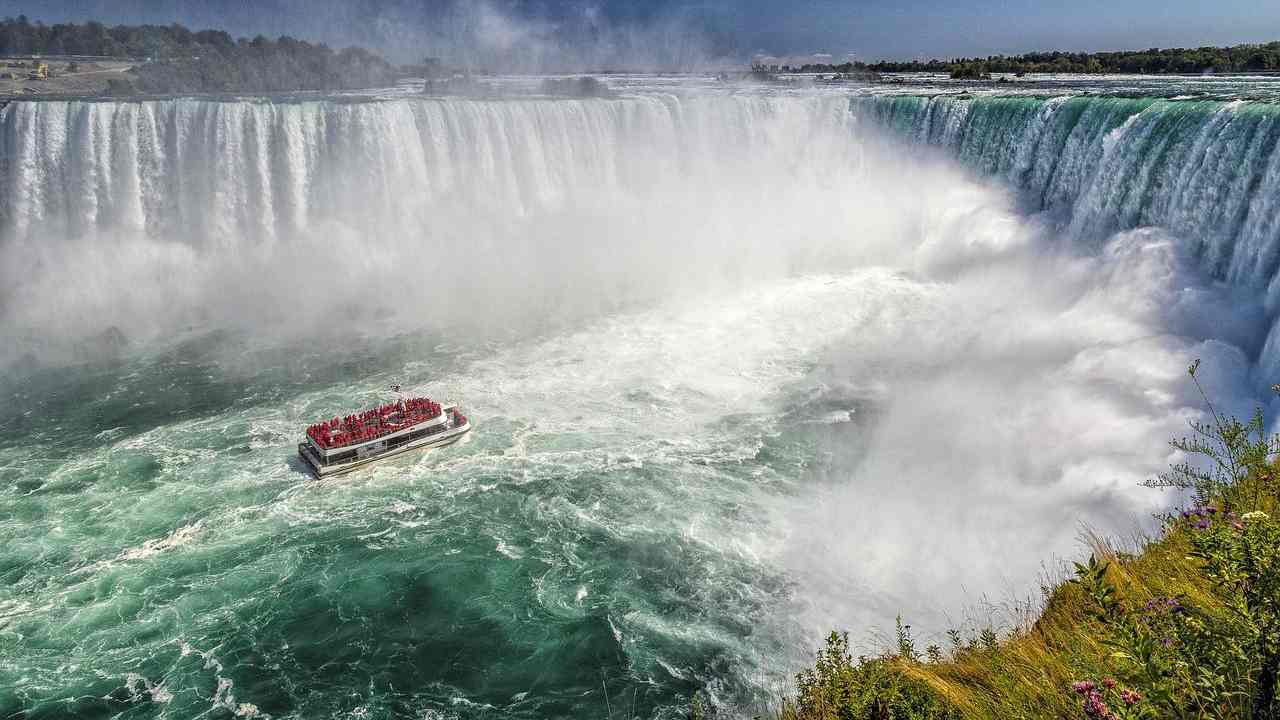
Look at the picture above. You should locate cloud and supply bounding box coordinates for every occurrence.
[26,0,1280,67]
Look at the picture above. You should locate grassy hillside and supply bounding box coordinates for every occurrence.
[779,363,1280,720]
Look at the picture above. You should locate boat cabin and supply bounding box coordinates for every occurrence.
[299,397,470,477]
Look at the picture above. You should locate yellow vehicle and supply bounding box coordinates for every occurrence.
[28,62,48,80]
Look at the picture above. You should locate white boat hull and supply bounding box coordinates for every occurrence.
[299,419,471,478]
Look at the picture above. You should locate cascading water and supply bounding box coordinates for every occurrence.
[852,94,1280,376]
[0,83,1274,719]
[0,94,877,362]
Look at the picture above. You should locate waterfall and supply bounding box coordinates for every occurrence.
[0,94,869,362]
[5,89,1279,720]
[10,93,1280,296]
[9,92,1280,372]
[853,94,1280,376]
[853,95,1280,296]
[0,95,854,249]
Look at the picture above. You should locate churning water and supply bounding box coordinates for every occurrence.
[0,77,1276,718]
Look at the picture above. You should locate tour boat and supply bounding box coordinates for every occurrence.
[298,397,471,477]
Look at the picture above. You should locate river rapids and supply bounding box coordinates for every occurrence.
[1,76,1277,718]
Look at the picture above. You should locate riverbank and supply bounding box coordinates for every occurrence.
[780,368,1280,719]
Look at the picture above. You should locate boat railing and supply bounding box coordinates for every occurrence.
[307,397,446,450]
[309,409,465,467]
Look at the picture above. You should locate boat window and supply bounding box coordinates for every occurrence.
[328,449,357,464]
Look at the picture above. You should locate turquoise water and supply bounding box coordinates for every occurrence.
[5,275,910,718]
[0,336,798,718]
[852,91,1280,379]
[4,79,1280,719]
[851,94,1280,286]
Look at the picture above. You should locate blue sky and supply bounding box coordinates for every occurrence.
[9,0,1280,66]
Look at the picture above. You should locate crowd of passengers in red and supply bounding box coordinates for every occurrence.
[307,397,448,449]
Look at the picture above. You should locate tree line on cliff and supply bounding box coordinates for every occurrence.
[763,41,1280,79]
[0,15,401,93]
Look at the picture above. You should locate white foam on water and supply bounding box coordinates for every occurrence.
[2,82,1276,716]
[495,539,525,560]
[123,674,173,705]
[117,521,205,562]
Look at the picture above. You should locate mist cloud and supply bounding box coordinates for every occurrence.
[0,88,1267,665]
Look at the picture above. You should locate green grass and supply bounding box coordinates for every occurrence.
[777,365,1280,720]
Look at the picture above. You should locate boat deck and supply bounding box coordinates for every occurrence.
[299,401,470,477]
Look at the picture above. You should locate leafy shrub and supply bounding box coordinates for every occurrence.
[787,630,955,720]
[1053,361,1280,719]
[1069,506,1280,718]
[1146,359,1280,508]
[783,359,1280,720]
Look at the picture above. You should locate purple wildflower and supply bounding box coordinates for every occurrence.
[1083,689,1116,720]
[1143,596,1182,615]
[1184,505,1217,521]
[1071,680,1120,719]
[1120,689,1142,706]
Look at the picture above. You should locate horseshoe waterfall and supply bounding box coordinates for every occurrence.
[2,84,1279,719]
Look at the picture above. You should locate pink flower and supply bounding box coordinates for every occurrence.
[1102,678,1117,689]
[1083,691,1115,720]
